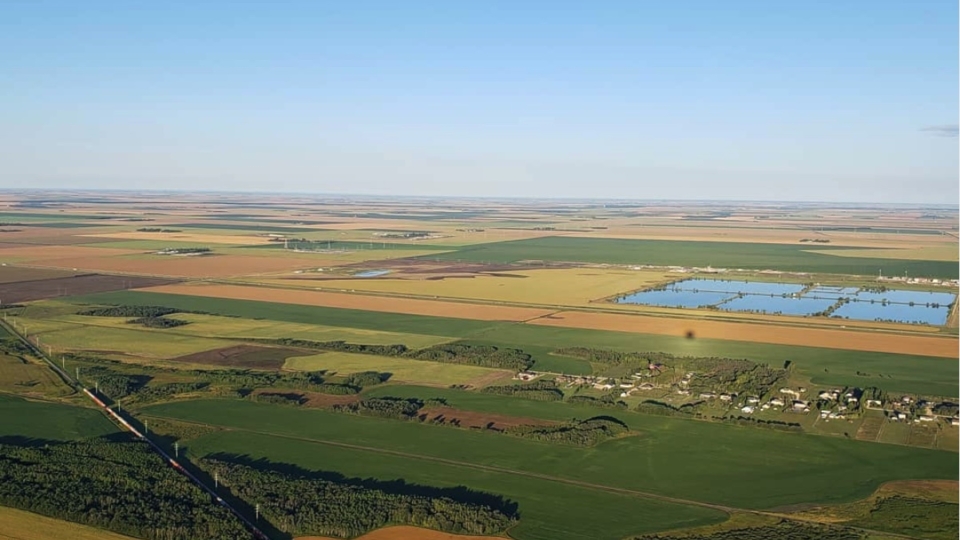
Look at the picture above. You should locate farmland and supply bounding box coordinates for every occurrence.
[57,290,960,395]
[0,506,139,540]
[0,195,956,539]
[426,237,959,279]
[143,399,958,511]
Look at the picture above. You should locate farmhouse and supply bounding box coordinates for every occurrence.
[699,392,717,399]
[740,406,755,414]
[865,399,882,408]
[769,398,785,407]
[818,391,838,401]
[918,415,935,423]
[746,396,760,404]
[780,388,801,398]
[950,418,960,427]
[515,371,540,382]
[791,400,810,412]
[719,394,733,402]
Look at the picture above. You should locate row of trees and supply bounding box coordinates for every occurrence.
[269,339,534,371]
[481,380,564,401]
[202,457,517,538]
[0,437,249,540]
[504,417,629,447]
[632,521,862,540]
[567,395,628,410]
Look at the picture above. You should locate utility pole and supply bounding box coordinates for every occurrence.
[255,503,260,521]
[144,419,149,435]
[174,441,179,457]
[215,471,219,489]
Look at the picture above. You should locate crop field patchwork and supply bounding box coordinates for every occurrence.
[0,353,72,397]
[284,352,512,387]
[140,283,557,321]
[24,322,231,360]
[426,237,960,279]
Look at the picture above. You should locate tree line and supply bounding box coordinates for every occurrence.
[202,456,517,538]
[481,380,564,401]
[632,521,862,540]
[504,417,629,447]
[0,437,250,540]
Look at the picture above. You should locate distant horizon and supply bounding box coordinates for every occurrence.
[3,187,958,209]
[2,2,956,204]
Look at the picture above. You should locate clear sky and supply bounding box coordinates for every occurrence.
[1,1,957,203]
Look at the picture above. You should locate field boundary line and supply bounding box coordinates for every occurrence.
[155,416,917,539]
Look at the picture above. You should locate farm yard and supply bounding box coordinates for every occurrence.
[0,195,956,540]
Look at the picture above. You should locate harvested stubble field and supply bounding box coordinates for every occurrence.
[0,506,138,540]
[0,353,71,397]
[267,267,673,307]
[0,266,81,283]
[0,245,142,261]
[529,311,960,358]
[143,283,557,321]
[79,230,275,245]
[168,344,315,369]
[0,273,173,303]
[165,313,453,348]
[21,253,321,278]
[284,352,511,387]
[25,322,231,361]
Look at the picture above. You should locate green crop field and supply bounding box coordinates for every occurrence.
[71,291,499,336]
[426,237,960,279]
[0,394,117,441]
[284,352,511,386]
[0,354,72,397]
[185,429,726,540]
[70,291,959,395]
[24,322,231,360]
[142,399,958,510]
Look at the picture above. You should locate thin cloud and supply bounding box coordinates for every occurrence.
[921,124,959,137]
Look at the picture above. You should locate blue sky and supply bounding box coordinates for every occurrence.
[1,1,957,203]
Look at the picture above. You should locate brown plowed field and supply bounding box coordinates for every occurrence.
[297,526,505,540]
[0,273,174,303]
[0,265,81,283]
[530,311,959,358]
[0,245,141,261]
[300,391,361,408]
[143,283,556,321]
[419,406,557,430]
[168,344,315,369]
[26,254,317,278]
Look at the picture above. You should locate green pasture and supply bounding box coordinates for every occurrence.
[0,394,117,441]
[143,399,958,510]
[284,352,511,387]
[425,237,959,279]
[186,429,725,540]
[21,319,230,360]
[70,291,499,336]
[69,292,959,396]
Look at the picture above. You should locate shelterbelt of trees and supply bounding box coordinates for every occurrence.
[0,436,248,540]
[202,456,518,538]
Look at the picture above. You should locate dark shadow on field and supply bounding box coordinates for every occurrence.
[0,435,66,447]
[207,452,521,518]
